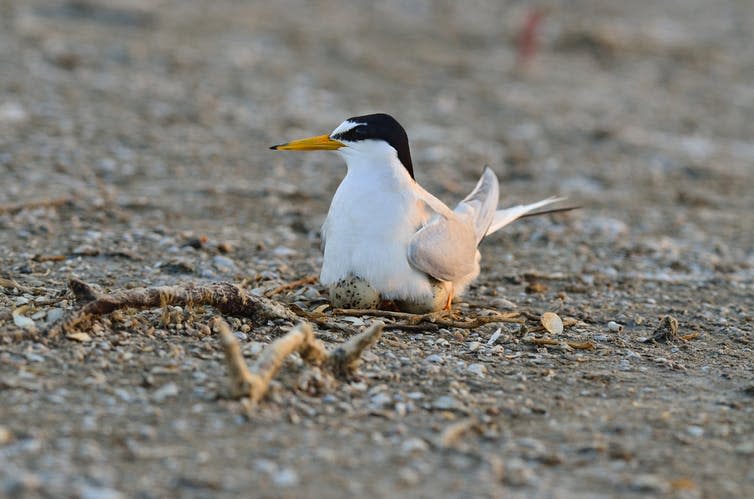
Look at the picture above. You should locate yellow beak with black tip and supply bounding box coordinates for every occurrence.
[270,134,344,151]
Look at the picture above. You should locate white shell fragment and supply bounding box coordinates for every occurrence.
[541,312,564,335]
[607,321,624,332]
[66,332,92,343]
[487,328,502,346]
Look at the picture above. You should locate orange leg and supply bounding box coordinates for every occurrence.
[443,284,454,311]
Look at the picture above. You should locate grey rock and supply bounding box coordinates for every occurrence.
[432,395,462,411]
[152,382,180,402]
[212,255,237,272]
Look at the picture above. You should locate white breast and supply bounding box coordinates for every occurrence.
[319,147,434,300]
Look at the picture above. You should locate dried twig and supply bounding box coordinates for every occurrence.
[440,418,479,448]
[325,321,384,377]
[264,275,318,297]
[48,278,300,339]
[644,315,680,343]
[0,196,73,215]
[0,277,51,296]
[213,317,383,403]
[526,336,595,350]
[331,308,523,329]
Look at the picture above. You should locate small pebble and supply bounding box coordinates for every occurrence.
[432,395,462,411]
[79,485,126,499]
[628,474,671,494]
[467,363,487,377]
[503,457,536,487]
[12,312,35,329]
[212,255,237,272]
[686,425,704,438]
[0,101,28,124]
[424,354,443,364]
[46,308,65,324]
[152,382,180,402]
[370,392,392,409]
[401,438,429,455]
[607,321,623,332]
[272,468,299,487]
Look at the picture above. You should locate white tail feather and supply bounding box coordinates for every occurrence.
[485,197,567,236]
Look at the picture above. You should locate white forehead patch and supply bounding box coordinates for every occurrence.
[330,120,363,137]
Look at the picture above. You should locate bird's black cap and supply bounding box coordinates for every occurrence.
[332,113,414,179]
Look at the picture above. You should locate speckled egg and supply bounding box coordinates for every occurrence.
[395,279,452,314]
[329,275,381,309]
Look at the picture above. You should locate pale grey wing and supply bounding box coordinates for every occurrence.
[407,216,478,282]
[453,166,500,244]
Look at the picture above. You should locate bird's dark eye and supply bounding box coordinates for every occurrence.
[352,126,367,136]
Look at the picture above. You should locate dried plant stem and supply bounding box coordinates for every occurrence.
[48,279,299,339]
[527,337,595,350]
[264,275,318,297]
[213,317,383,403]
[0,196,73,215]
[332,308,523,329]
[0,277,52,296]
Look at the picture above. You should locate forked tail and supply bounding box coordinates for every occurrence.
[485,196,568,236]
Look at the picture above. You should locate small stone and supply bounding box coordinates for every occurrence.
[217,241,234,253]
[490,297,517,310]
[272,468,299,487]
[432,395,462,411]
[401,437,429,455]
[0,101,28,124]
[398,467,420,486]
[734,441,754,455]
[628,474,671,494]
[424,354,443,363]
[233,331,248,341]
[686,425,704,438]
[272,246,297,257]
[30,310,46,320]
[212,255,237,272]
[503,458,536,487]
[467,363,487,377]
[607,321,623,332]
[79,485,126,499]
[468,341,481,352]
[0,425,11,444]
[152,382,180,402]
[370,392,393,409]
[12,309,35,329]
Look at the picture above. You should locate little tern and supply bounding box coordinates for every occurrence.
[271,113,568,313]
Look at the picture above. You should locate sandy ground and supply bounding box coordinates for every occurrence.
[1,0,753,497]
